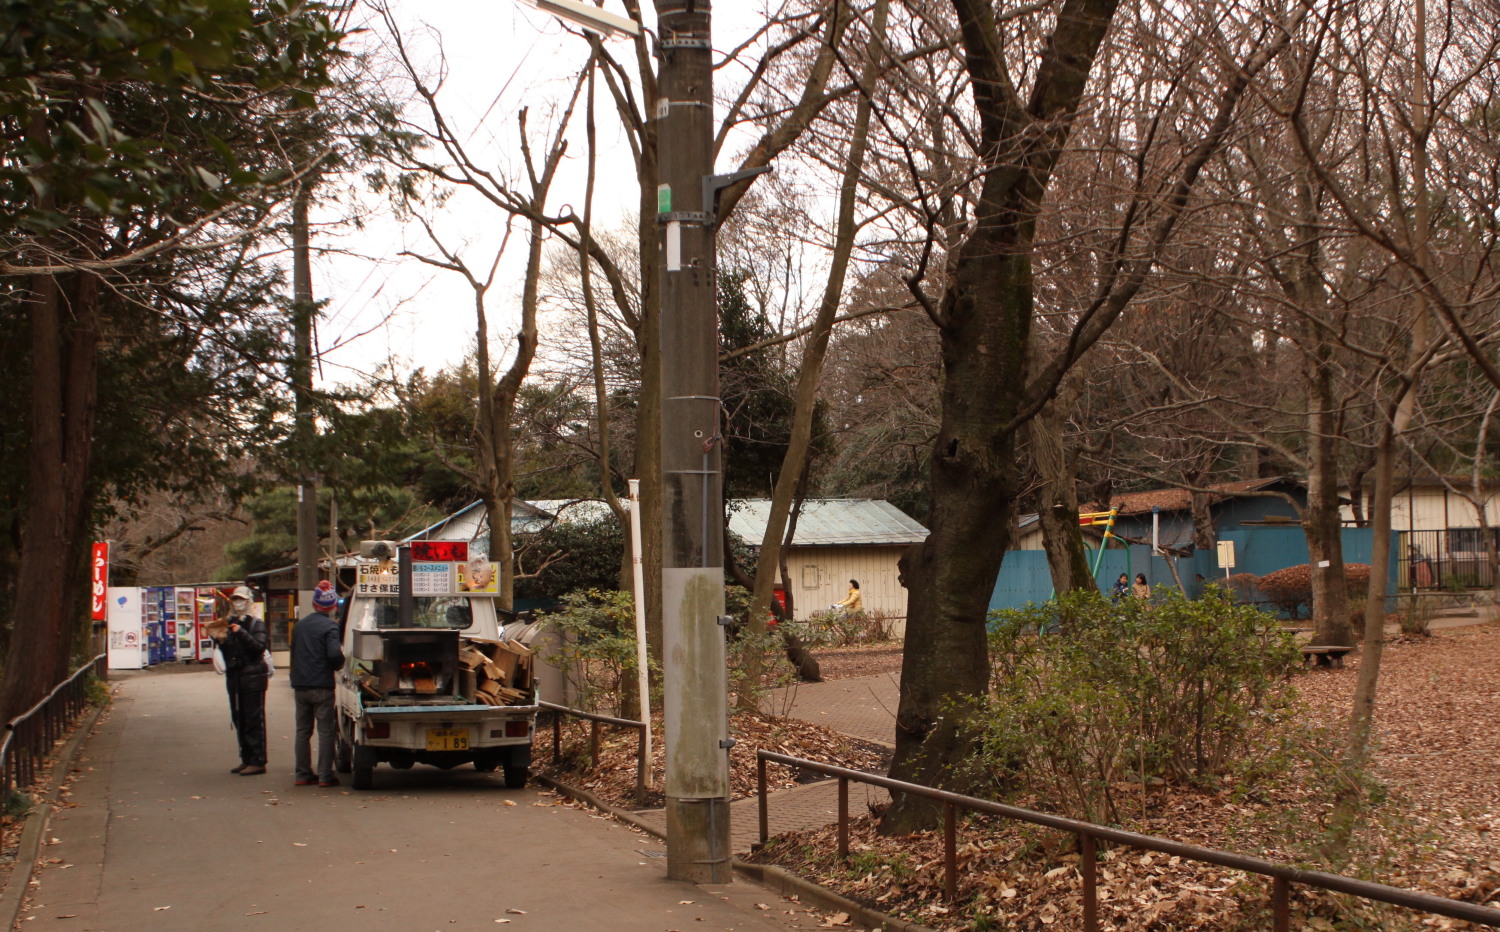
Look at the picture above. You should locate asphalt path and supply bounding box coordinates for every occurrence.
[20,668,827,932]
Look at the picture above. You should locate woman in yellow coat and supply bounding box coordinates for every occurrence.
[834,579,863,613]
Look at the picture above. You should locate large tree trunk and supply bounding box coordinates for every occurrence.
[881,0,1121,835]
[1,268,101,723]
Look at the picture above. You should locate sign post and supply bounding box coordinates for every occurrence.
[1216,540,1236,579]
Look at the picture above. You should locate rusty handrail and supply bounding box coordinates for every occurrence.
[755,750,1500,931]
[1,654,106,809]
[538,700,648,803]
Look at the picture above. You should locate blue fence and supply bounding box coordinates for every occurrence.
[989,527,1398,612]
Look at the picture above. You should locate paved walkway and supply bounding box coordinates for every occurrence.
[13,669,835,932]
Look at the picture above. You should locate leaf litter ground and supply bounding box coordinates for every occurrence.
[538,626,1499,930]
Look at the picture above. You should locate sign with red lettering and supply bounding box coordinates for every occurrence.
[410,540,468,562]
[90,542,110,620]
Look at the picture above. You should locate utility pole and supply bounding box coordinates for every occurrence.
[655,0,732,884]
[292,175,320,614]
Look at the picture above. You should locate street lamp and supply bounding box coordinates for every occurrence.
[520,0,640,38]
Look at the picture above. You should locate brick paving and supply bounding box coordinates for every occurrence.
[633,777,893,854]
[768,672,901,748]
[634,672,901,852]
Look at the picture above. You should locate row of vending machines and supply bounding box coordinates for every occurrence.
[106,585,240,670]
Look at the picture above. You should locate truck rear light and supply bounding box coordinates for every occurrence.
[504,721,529,738]
[366,721,391,739]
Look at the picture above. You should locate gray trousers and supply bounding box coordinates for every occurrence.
[293,687,337,782]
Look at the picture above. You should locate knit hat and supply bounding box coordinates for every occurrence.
[312,580,338,611]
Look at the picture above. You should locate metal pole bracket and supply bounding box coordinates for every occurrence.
[702,165,772,226]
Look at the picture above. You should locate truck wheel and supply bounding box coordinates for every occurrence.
[334,714,353,774]
[351,745,377,790]
[503,765,528,789]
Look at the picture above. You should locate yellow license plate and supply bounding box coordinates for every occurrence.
[426,728,469,751]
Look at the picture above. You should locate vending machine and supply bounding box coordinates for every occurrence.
[143,587,163,665]
[159,587,178,662]
[194,587,229,662]
[173,587,197,660]
[106,587,145,670]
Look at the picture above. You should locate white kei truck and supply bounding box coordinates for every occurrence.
[334,541,539,790]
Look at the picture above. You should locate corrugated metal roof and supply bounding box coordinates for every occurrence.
[1082,477,1296,517]
[727,499,928,547]
[408,497,928,549]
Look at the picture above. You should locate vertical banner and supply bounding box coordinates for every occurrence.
[91,541,110,621]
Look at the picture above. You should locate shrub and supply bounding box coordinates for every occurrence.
[967,587,1301,824]
[536,588,654,717]
[1256,563,1370,619]
[541,585,804,714]
[1223,573,1262,604]
[805,607,900,647]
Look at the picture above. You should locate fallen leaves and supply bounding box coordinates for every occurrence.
[747,622,1500,932]
[535,709,888,811]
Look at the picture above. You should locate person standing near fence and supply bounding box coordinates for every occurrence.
[290,580,345,787]
[217,586,270,776]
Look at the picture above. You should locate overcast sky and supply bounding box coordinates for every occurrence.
[310,1,771,390]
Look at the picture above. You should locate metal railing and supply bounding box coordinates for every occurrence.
[1398,529,1500,590]
[538,701,648,803]
[1,654,107,808]
[755,751,1500,931]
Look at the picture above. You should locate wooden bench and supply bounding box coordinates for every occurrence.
[1300,645,1353,669]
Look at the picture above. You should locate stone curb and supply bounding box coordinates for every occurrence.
[733,861,937,932]
[535,774,936,932]
[0,696,110,929]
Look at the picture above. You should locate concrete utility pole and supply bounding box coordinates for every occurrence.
[655,0,732,884]
[292,178,320,613]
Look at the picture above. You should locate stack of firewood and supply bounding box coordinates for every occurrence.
[459,638,534,706]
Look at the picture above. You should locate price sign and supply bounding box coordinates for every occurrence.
[411,563,454,595]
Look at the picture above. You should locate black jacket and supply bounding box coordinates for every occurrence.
[289,611,345,690]
[221,615,269,690]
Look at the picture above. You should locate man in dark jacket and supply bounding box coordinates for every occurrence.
[291,580,346,787]
[220,586,270,775]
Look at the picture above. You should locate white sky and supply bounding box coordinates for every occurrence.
[310,1,773,390]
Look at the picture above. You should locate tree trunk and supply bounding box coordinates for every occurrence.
[1306,374,1353,646]
[1,268,101,722]
[881,0,1121,835]
[738,0,872,708]
[1030,378,1094,594]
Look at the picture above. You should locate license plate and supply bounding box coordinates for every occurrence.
[426,728,469,751]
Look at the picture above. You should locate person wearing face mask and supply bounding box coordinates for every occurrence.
[217,586,270,775]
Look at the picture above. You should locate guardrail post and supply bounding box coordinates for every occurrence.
[1081,833,1097,932]
[757,755,768,848]
[552,710,561,765]
[634,725,647,805]
[589,720,600,768]
[1273,876,1289,932]
[944,800,957,902]
[837,776,849,860]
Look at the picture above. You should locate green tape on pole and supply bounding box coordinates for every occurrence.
[657,184,671,213]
